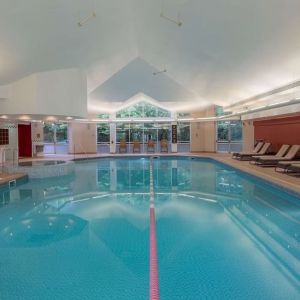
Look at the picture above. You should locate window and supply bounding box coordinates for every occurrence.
[56,123,68,143]
[116,101,171,118]
[44,124,55,143]
[116,123,130,142]
[157,123,170,141]
[44,123,68,143]
[177,122,190,142]
[217,121,230,141]
[230,121,242,141]
[130,123,143,142]
[0,129,9,145]
[97,123,110,143]
[144,123,157,142]
[177,112,191,118]
[217,121,242,142]
[97,113,110,119]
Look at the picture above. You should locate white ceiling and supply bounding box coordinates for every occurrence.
[1,0,300,112]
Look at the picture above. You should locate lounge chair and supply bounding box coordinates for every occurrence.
[160,139,168,153]
[234,142,271,161]
[275,160,300,172]
[286,163,300,175]
[133,140,141,153]
[119,139,127,153]
[232,141,264,159]
[147,140,155,152]
[251,145,300,166]
[250,144,290,164]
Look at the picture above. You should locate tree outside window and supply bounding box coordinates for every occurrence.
[97,123,110,143]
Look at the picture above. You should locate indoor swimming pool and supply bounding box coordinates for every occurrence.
[0,157,299,299]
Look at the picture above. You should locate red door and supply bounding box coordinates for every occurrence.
[18,124,32,157]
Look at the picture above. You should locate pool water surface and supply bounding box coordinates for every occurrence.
[0,157,299,299]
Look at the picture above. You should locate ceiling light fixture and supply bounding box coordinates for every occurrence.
[153,69,167,76]
[160,12,182,27]
[78,11,96,27]
[160,0,182,27]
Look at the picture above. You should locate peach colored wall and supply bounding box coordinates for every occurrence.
[68,123,97,154]
[190,106,216,152]
[254,115,300,152]
[242,120,254,152]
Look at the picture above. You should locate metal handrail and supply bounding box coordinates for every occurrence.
[0,148,19,168]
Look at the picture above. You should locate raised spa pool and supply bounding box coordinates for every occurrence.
[0,157,299,299]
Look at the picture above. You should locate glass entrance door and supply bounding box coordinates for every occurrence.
[216,120,242,153]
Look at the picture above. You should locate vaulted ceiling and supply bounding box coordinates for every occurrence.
[1,0,300,112]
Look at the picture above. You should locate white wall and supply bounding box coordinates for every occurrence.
[241,103,300,120]
[0,68,87,118]
[68,123,97,154]
[0,85,11,99]
[36,69,87,117]
[1,75,37,114]
[31,122,44,143]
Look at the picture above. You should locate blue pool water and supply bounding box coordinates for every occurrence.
[0,157,299,299]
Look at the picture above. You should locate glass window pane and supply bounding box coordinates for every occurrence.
[43,123,55,143]
[157,123,170,141]
[177,122,190,142]
[130,103,143,118]
[130,123,143,141]
[230,121,242,141]
[177,112,191,118]
[116,107,131,118]
[144,123,157,142]
[116,101,171,119]
[97,123,110,143]
[116,123,130,142]
[56,123,68,143]
[217,121,230,141]
[97,113,110,119]
[144,102,157,117]
[157,107,171,118]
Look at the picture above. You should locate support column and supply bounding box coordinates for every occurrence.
[31,122,44,157]
[110,123,116,154]
[68,122,97,154]
[110,160,117,192]
[242,120,254,152]
[171,122,177,153]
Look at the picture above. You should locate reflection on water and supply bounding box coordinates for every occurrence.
[0,214,87,247]
[0,157,299,298]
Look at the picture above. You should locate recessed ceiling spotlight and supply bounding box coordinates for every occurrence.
[66,116,73,120]
[0,115,8,119]
[19,115,31,121]
[46,116,56,121]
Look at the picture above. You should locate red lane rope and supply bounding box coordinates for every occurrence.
[149,207,160,300]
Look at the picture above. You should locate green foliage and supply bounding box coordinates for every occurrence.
[177,122,190,142]
[97,123,110,143]
[217,121,242,141]
[43,123,68,143]
[116,101,171,118]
